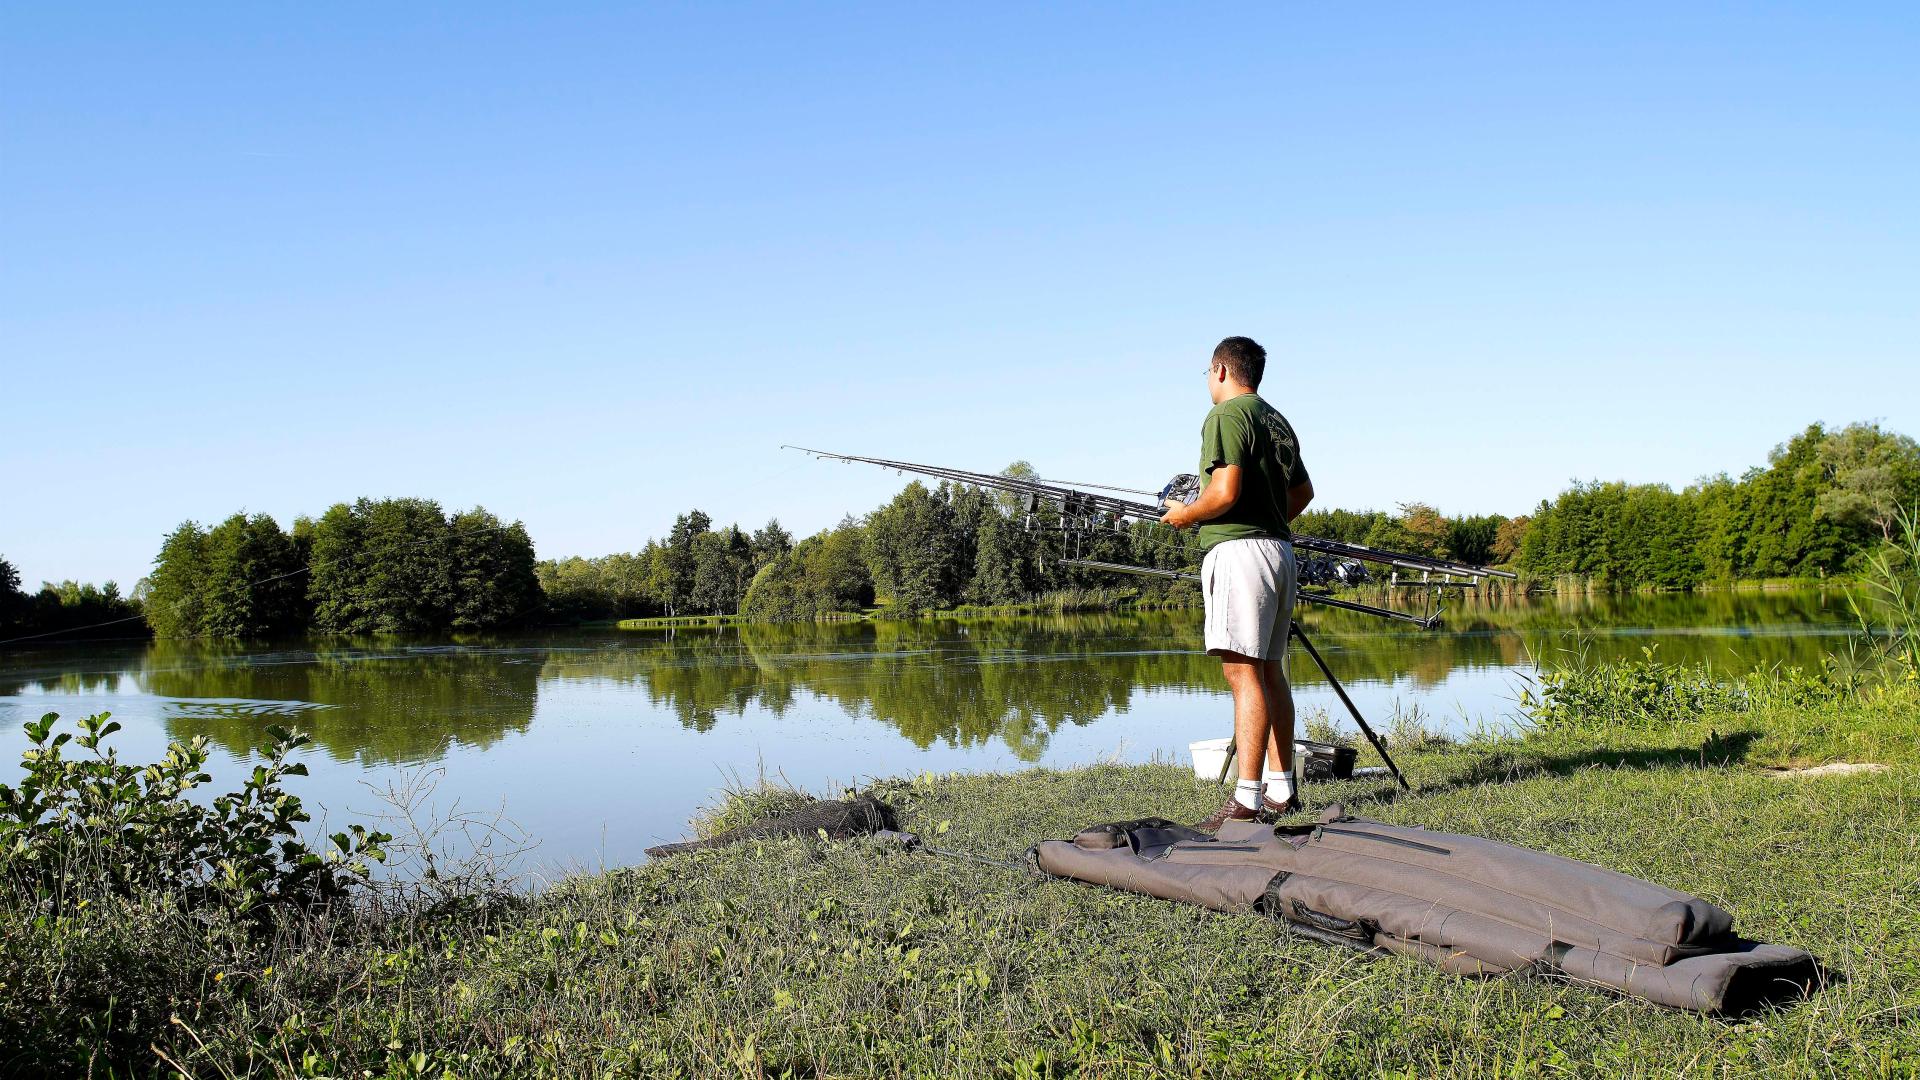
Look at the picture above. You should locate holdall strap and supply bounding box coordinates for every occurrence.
[1290,898,1378,942]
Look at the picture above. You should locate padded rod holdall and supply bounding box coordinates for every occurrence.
[1031,805,1820,1014]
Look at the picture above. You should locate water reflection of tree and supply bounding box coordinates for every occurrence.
[533,614,1516,760]
[538,594,1861,759]
[141,639,539,764]
[5,591,1860,768]
[1307,588,1853,678]
[536,616,1227,761]
[0,641,153,699]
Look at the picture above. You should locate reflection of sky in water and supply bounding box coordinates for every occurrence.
[0,594,1854,872]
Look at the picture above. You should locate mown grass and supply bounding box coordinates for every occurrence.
[12,662,1917,1079]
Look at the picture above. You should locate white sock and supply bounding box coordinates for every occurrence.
[1263,770,1296,805]
[1233,779,1263,811]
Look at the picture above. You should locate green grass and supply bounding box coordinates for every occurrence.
[10,673,1920,1077]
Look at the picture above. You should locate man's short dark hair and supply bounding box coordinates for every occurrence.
[1212,336,1266,390]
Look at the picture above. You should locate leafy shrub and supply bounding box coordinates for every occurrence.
[0,712,390,919]
[0,713,397,1073]
[1520,647,1750,730]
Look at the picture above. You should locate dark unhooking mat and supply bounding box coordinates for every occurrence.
[1032,805,1821,1014]
[645,796,896,858]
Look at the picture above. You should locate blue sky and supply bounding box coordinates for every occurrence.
[5,4,1917,589]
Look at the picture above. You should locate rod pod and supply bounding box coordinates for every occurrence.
[1214,623,1410,792]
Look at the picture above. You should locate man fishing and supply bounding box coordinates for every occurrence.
[1160,336,1315,829]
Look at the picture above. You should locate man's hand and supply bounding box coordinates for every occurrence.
[1163,464,1241,530]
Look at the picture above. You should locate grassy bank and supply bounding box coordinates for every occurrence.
[9,656,1919,1078]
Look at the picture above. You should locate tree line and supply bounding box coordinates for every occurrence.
[142,498,542,637]
[8,418,1913,642]
[0,558,145,642]
[564,420,1916,619]
[537,514,796,621]
[543,463,1208,622]
[1512,422,1918,589]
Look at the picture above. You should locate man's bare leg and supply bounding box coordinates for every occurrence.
[1261,660,1300,808]
[1263,660,1295,775]
[1218,652,1270,809]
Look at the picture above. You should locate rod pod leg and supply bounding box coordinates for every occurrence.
[1289,624,1410,791]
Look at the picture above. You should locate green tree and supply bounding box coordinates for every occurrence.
[449,508,543,630]
[1815,421,1920,542]
[15,580,142,639]
[641,541,674,615]
[1362,514,1416,556]
[1745,425,1849,578]
[809,517,875,614]
[750,519,794,571]
[1442,515,1504,567]
[538,556,610,622]
[740,518,875,620]
[360,498,454,632]
[1398,504,1450,558]
[1490,515,1529,566]
[741,547,807,620]
[145,522,212,638]
[199,513,307,637]
[689,526,754,615]
[659,511,712,617]
[1295,508,1388,545]
[308,498,454,633]
[0,554,27,632]
[864,483,964,613]
[600,550,653,614]
[305,504,365,632]
[968,506,1034,604]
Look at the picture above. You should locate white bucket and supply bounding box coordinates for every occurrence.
[1188,737,1234,780]
[1189,738,1329,781]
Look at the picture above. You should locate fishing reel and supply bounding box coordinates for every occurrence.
[1297,556,1369,588]
[1158,473,1201,509]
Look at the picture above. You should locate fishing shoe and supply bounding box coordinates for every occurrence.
[1259,794,1305,822]
[1192,798,1260,833]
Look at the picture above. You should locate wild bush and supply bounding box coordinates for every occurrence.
[0,713,390,917]
[0,714,395,1073]
[1520,647,1751,730]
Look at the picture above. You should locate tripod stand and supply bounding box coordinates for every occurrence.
[1213,622,1410,791]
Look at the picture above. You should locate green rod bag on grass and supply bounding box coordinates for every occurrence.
[1030,805,1820,1014]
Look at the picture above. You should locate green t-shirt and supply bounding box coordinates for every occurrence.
[1195,392,1310,552]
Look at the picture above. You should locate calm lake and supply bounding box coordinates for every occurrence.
[0,589,1858,874]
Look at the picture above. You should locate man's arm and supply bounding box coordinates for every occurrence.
[1286,477,1314,523]
[1161,464,1240,530]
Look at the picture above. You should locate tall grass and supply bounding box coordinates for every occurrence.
[1848,504,1920,677]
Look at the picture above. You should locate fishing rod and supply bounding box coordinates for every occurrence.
[1054,559,1440,629]
[785,446,1516,583]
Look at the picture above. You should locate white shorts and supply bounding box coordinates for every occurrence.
[1201,537,1296,664]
